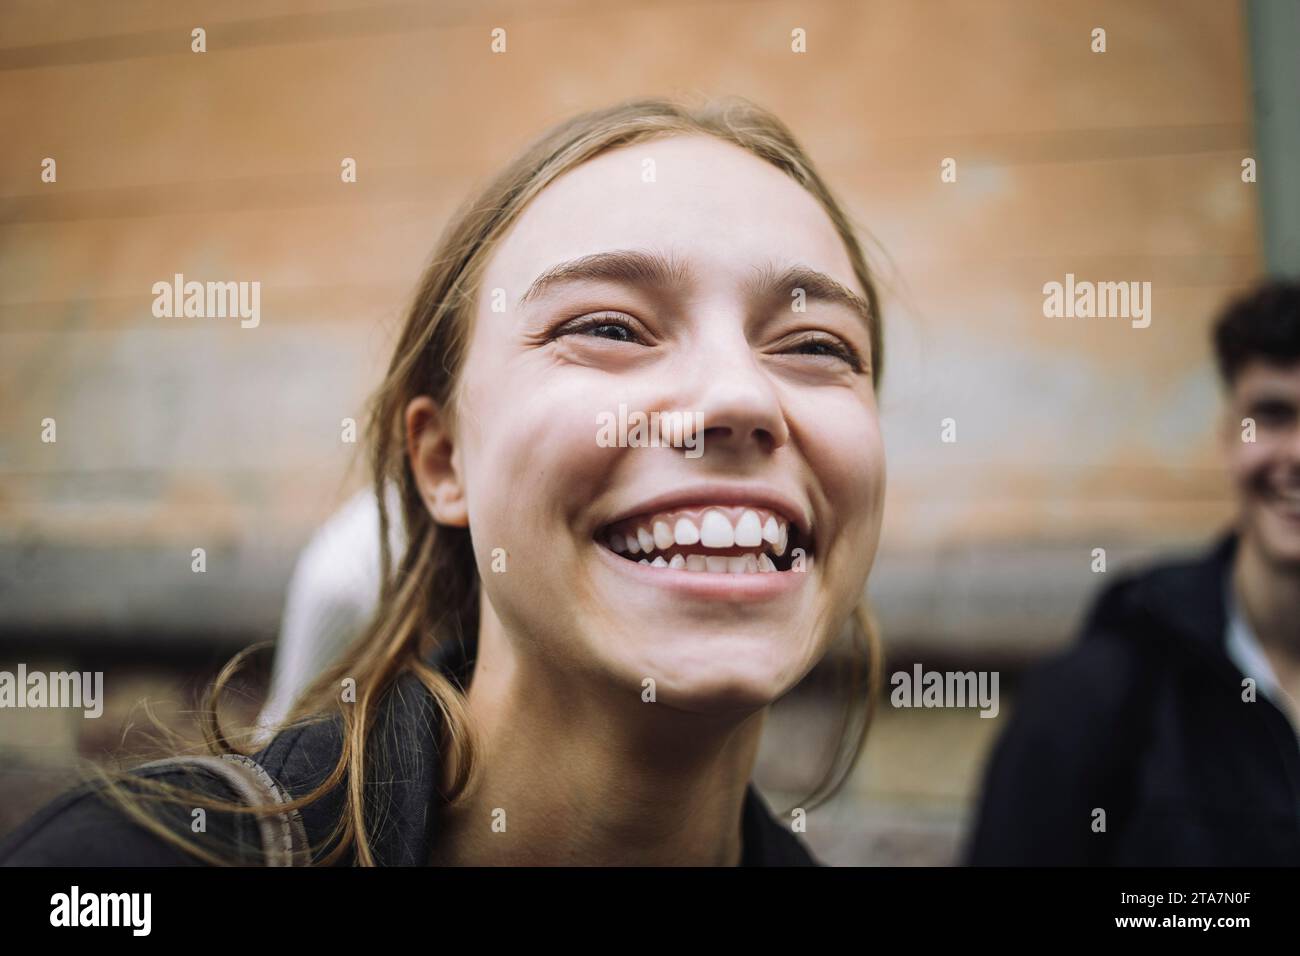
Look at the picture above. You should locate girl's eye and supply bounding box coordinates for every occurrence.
[786,334,864,371]
[553,312,644,344]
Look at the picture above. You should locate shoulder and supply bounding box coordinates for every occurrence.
[975,539,1235,791]
[0,759,263,866]
[251,713,344,787]
[1020,535,1235,719]
[1,693,386,868]
[247,715,350,862]
[1076,534,1234,652]
[240,669,440,866]
[1004,580,1157,740]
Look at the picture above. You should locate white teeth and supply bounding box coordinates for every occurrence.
[700,510,735,548]
[624,546,771,574]
[607,506,807,570]
[734,510,763,547]
[724,554,759,574]
[673,517,700,546]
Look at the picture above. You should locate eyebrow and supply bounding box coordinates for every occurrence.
[517,248,872,324]
[744,261,873,324]
[519,249,693,306]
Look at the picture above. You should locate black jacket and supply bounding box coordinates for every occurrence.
[966,532,1300,865]
[0,631,818,866]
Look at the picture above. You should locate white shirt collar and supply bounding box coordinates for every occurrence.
[1225,578,1299,736]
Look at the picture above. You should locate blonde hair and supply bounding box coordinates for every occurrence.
[90,95,886,865]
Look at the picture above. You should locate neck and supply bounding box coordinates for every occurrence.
[1233,534,1300,697]
[429,612,766,867]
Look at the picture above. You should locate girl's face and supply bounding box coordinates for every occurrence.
[420,133,885,714]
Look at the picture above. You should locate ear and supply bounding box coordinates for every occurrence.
[405,396,469,528]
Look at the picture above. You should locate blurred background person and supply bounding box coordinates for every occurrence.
[966,280,1300,865]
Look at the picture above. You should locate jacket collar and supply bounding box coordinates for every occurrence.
[284,630,816,866]
[1135,530,1238,653]
[1085,529,1238,663]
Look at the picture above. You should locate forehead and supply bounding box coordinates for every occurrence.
[481,133,864,301]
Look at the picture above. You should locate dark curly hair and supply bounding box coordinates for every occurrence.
[1212,279,1300,386]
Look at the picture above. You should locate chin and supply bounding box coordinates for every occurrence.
[656,679,784,717]
[1248,510,1300,569]
[615,632,812,715]
[1261,534,1300,569]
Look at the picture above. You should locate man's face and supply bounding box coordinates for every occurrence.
[1225,360,1300,567]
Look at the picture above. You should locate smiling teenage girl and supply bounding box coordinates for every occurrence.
[0,96,887,867]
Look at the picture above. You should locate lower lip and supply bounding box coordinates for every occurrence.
[593,541,810,600]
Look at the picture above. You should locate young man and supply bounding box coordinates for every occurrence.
[967,280,1300,865]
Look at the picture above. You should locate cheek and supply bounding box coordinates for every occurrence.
[459,364,611,555]
[792,390,885,538]
[1228,440,1277,493]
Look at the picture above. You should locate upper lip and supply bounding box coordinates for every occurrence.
[598,482,812,537]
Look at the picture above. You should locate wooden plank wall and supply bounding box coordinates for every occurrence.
[0,0,1262,652]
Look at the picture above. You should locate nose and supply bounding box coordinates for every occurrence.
[678,328,789,457]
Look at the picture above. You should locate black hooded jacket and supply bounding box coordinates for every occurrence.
[0,631,818,866]
[966,532,1300,865]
